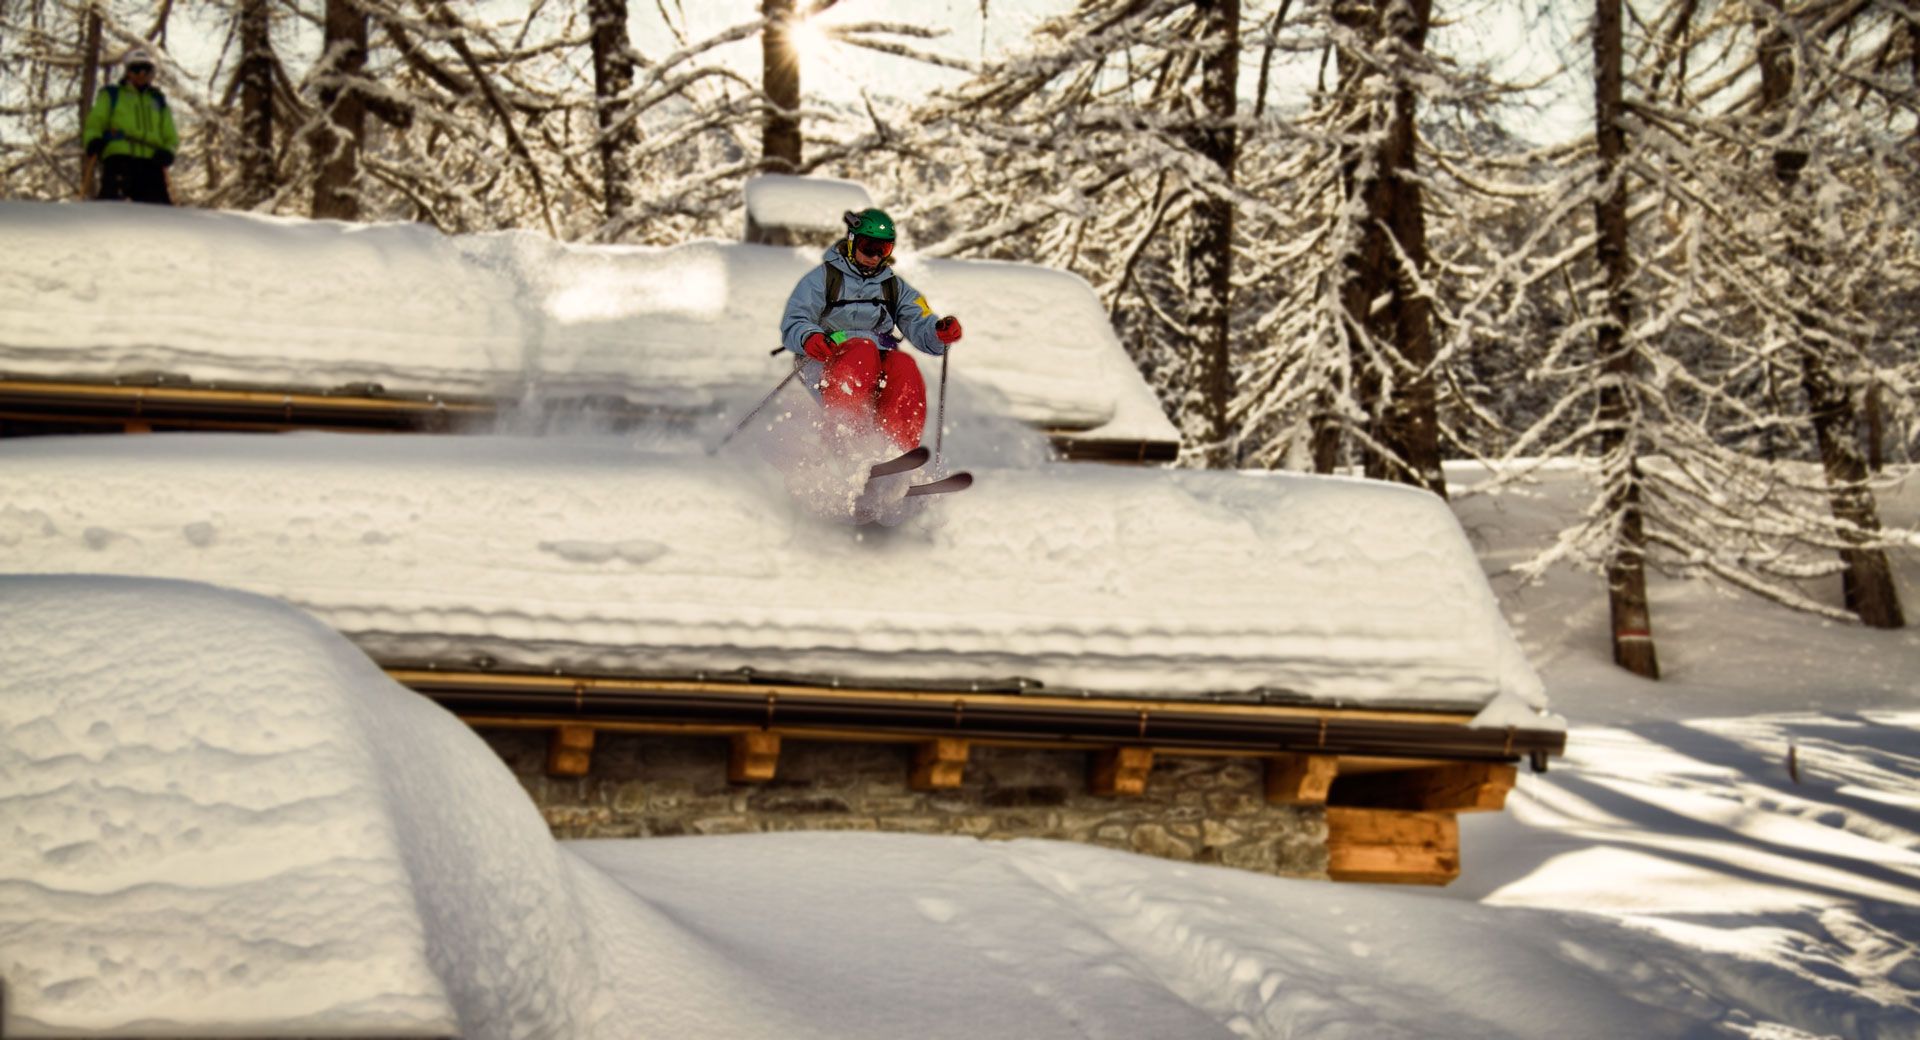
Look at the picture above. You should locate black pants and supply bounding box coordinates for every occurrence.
[96,155,172,205]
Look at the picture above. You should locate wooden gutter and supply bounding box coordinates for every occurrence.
[0,375,1180,460]
[390,667,1565,769]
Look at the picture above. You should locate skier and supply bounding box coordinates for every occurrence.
[81,48,179,205]
[780,208,963,451]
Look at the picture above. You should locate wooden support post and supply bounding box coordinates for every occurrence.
[729,731,781,783]
[1326,807,1459,885]
[1265,753,1338,805]
[909,738,970,791]
[545,724,595,778]
[1089,747,1153,797]
[124,420,152,434]
[1329,762,1517,813]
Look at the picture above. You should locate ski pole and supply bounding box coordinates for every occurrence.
[710,351,801,454]
[932,348,951,468]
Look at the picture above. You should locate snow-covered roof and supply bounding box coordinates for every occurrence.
[743,173,872,236]
[0,200,1177,446]
[0,432,1547,716]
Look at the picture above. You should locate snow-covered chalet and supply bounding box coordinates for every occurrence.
[0,179,1564,885]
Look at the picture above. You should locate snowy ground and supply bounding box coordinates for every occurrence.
[2,460,1916,1039]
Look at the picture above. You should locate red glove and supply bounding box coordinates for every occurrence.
[935,316,962,345]
[802,332,835,362]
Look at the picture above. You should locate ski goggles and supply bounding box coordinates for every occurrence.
[127,62,155,74]
[851,235,893,260]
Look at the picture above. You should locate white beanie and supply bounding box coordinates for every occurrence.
[121,47,153,66]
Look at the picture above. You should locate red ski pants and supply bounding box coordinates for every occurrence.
[819,339,926,451]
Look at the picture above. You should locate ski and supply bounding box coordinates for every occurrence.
[905,472,973,498]
[868,446,932,480]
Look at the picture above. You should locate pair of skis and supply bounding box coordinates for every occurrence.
[867,445,972,498]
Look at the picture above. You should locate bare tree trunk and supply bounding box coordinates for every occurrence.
[237,0,275,206]
[761,0,801,174]
[311,0,368,220]
[78,3,101,197]
[589,0,637,232]
[1865,381,1883,473]
[1334,0,1380,474]
[1803,358,1906,625]
[1594,0,1660,678]
[1757,17,1905,629]
[1186,0,1239,468]
[1311,388,1342,474]
[1334,0,1444,498]
[1378,0,1442,498]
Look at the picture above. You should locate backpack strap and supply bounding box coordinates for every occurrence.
[817,262,901,338]
[96,86,124,148]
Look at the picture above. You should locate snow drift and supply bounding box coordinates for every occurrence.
[0,575,610,1036]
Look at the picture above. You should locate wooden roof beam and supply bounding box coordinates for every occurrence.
[729,731,782,783]
[910,738,970,791]
[545,724,595,777]
[1266,753,1339,805]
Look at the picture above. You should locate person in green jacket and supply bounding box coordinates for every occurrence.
[82,49,178,205]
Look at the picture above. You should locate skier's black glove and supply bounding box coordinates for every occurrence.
[935,316,962,345]
[155,148,174,168]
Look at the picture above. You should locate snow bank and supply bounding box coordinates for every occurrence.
[0,200,1177,444]
[0,575,612,1037]
[0,432,1546,712]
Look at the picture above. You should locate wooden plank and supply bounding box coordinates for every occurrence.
[1325,807,1459,885]
[910,738,970,791]
[1265,753,1338,805]
[1330,762,1517,813]
[728,731,781,783]
[1089,747,1154,797]
[545,724,595,777]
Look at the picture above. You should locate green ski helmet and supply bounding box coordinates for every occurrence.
[843,208,897,275]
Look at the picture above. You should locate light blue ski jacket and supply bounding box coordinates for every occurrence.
[780,245,950,359]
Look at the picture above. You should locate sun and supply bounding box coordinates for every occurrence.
[786,16,833,73]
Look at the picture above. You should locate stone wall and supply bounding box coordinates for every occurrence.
[478,729,1329,878]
